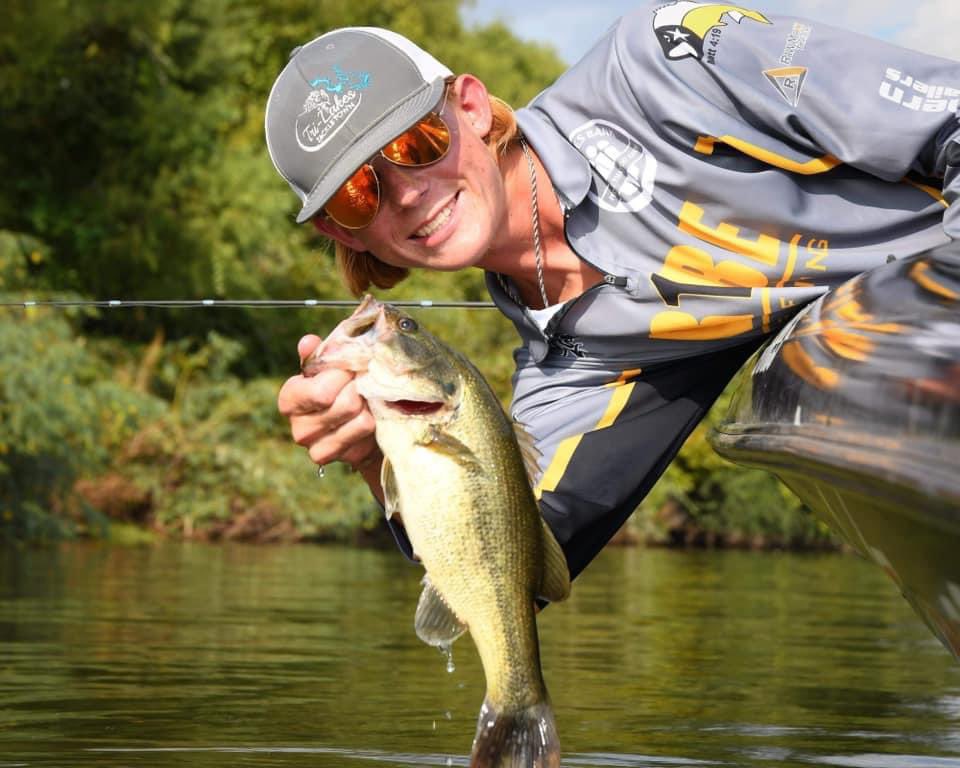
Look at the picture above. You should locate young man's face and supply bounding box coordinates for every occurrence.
[314,75,509,273]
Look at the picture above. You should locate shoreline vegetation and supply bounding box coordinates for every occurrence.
[0,289,837,551]
[0,1,837,552]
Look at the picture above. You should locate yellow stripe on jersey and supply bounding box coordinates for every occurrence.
[695,135,841,175]
[903,178,949,208]
[535,380,637,499]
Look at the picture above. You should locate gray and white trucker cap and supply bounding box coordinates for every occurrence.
[265,28,453,224]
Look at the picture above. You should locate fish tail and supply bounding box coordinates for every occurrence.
[469,697,561,768]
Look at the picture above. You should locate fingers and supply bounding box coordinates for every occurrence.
[277,363,378,470]
[309,423,379,469]
[278,366,354,418]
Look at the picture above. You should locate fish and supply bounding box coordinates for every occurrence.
[302,295,571,768]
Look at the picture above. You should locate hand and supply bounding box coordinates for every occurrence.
[278,335,382,484]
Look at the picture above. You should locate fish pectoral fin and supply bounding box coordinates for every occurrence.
[414,575,468,648]
[537,520,571,604]
[381,457,400,522]
[417,426,481,468]
[512,419,542,489]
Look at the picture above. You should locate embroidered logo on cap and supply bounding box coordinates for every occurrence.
[295,65,372,153]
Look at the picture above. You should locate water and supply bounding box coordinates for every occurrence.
[1,543,958,767]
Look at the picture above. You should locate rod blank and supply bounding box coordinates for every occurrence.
[0,298,496,309]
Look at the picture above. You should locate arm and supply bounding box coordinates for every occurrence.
[618,2,960,234]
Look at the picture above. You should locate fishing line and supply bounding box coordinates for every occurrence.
[0,298,496,309]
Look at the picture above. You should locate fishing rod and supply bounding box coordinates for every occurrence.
[0,298,496,309]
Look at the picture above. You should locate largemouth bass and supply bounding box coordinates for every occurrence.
[302,296,571,768]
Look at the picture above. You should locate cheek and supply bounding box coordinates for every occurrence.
[462,150,508,228]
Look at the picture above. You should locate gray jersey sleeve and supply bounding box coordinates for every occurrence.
[620,2,960,237]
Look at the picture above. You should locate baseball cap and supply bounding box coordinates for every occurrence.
[265,27,453,224]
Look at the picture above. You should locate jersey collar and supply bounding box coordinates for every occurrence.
[516,107,592,211]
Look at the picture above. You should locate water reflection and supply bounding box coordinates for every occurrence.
[1,544,958,767]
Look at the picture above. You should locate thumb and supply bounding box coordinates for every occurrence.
[297,334,322,364]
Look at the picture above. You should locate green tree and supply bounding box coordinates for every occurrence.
[0,0,566,375]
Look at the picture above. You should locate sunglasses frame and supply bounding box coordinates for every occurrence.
[322,82,455,230]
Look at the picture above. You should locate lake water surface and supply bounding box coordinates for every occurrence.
[1,543,958,767]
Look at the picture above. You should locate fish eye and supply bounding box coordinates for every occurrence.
[398,317,418,332]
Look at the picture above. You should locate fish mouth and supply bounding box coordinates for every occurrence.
[384,399,445,416]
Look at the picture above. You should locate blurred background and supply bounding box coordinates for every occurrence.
[3,0,941,548]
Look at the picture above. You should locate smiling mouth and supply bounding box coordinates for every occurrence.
[386,400,445,416]
[412,193,458,239]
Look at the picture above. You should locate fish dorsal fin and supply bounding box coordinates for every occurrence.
[415,575,468,648]
[381,457,400,522]
[537,520,571,604]
[512,420,542,489]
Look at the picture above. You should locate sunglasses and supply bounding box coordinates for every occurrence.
[322,89,453,230]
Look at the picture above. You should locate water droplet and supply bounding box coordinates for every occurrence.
[439,643,455,673]
[432,720,437,731]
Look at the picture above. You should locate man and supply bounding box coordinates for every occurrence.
[266,3,959,579]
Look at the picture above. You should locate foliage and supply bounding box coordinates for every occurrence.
[0,305,165,541]
[0,294,382,543]
[117,332,383,540]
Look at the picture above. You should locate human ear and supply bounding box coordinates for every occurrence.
[452,74,493,138]
[311,215,367,251]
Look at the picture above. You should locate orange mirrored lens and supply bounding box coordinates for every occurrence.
[323,113,450,229]
[381,113,451,166]
[324,164,379,229]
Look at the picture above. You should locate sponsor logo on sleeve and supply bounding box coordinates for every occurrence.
[569,120,658,214]
[763,66,807,107]
[296,65,371,152]
[652,1,771,64]
[879,68,960,114]
[763,22,811,107]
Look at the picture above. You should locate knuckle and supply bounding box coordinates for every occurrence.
[355,410,377,433]
[290,424,315,447]
[340,395,368,421]
[308,442,337,467]
[276,376,300,416]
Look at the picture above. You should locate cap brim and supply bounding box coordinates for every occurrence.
[295,77,448,223]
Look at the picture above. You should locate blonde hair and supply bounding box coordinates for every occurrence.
[318,93,520,297]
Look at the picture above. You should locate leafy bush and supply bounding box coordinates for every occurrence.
[0,306,165,541]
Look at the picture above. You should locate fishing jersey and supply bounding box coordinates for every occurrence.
[482,2,960,579]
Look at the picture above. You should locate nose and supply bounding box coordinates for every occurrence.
[377,162,429,210]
